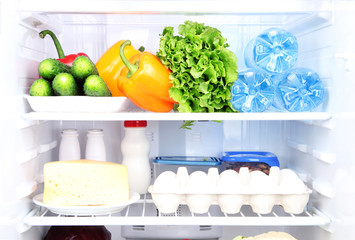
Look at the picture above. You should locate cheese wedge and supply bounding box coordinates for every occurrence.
[43,160,129,206]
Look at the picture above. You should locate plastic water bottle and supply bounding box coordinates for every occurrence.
[121,121,151,194]
[272,68,326,112]
[244,28,298,74]
[85,129,106,162]
[59,129,81,161]
[230,69,275,112]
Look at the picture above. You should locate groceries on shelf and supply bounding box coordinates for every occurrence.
[232,27,326,113]
[149,166,311,215]
[59,128,107,162]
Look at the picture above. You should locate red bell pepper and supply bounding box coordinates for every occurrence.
[39,30,88,67]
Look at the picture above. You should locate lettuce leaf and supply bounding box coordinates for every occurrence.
[157,21,238,112]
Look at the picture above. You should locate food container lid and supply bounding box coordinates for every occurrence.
[221,151,280,167]
[153,156,221,166]
[124,120,147,127]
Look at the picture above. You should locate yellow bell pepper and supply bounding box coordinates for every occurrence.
[96,40,143,96]
[118,40,175,112]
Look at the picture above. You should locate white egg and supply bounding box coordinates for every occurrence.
[249,170,275,193]
[279,169,307,193]
[186,171,210,193]
[217,170,243,193]
[153,171,179,193]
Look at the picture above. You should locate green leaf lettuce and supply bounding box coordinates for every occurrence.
[157,21,238,113]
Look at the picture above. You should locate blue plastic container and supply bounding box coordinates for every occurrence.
[153,156,221,179]
[221,151,280,175]
[272,68,326,112]
[244,27,298,74]
[230,69,275,112]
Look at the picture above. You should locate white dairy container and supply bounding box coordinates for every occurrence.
[85,129,106,162]
[58,129,81,161]
[121,120,151,194]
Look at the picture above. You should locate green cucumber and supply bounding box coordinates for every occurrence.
[38,58,71,81]
[52,73,78,96]
[29,79,53,96]
[84,75,112,97]
[71,56,99,84]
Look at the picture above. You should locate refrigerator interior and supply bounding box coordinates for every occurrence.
[1,0,355,239]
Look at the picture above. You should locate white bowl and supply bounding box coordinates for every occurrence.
[25,95,134,113]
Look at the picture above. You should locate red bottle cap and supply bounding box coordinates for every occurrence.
[124,121,147,128]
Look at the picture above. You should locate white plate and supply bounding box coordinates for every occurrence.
[33,192,140,216]
[25,94,134,113]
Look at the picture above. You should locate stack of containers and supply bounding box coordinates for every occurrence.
[230,27,326,113]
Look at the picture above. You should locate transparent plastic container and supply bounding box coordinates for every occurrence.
[272,68,326,112]
[230,69,275,112]
[220,151,280,175]
[244,27,298,74]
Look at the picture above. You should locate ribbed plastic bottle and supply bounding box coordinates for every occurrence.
[85,129,106,162]
[59,129,81,161]
[230,69,275,112]
[121,121,151,194]
[272,68,326,112]
[244,27,298,74]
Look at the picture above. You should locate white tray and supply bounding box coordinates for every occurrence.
[33,192,140,216]
[25,94,135,113]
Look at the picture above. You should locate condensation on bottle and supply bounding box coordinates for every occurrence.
[230,69,275,113]
[272,68,326,112]
[244,27,298,74]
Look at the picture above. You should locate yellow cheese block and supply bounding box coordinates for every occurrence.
[43,160,129,206]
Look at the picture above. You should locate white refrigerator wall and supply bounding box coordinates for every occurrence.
[1,0,355,239]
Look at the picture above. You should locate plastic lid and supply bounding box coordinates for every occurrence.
[153,156,221,166]
[124,121,147,127]
[221,151,280,167]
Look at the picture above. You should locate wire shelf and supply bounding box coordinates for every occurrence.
[24,195,331,227]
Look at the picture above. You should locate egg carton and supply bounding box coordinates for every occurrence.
[148,167,312,215]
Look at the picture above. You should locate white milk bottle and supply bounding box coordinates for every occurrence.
[121,121,151,194]
[59,129,80,161]
[85,129,106,161]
